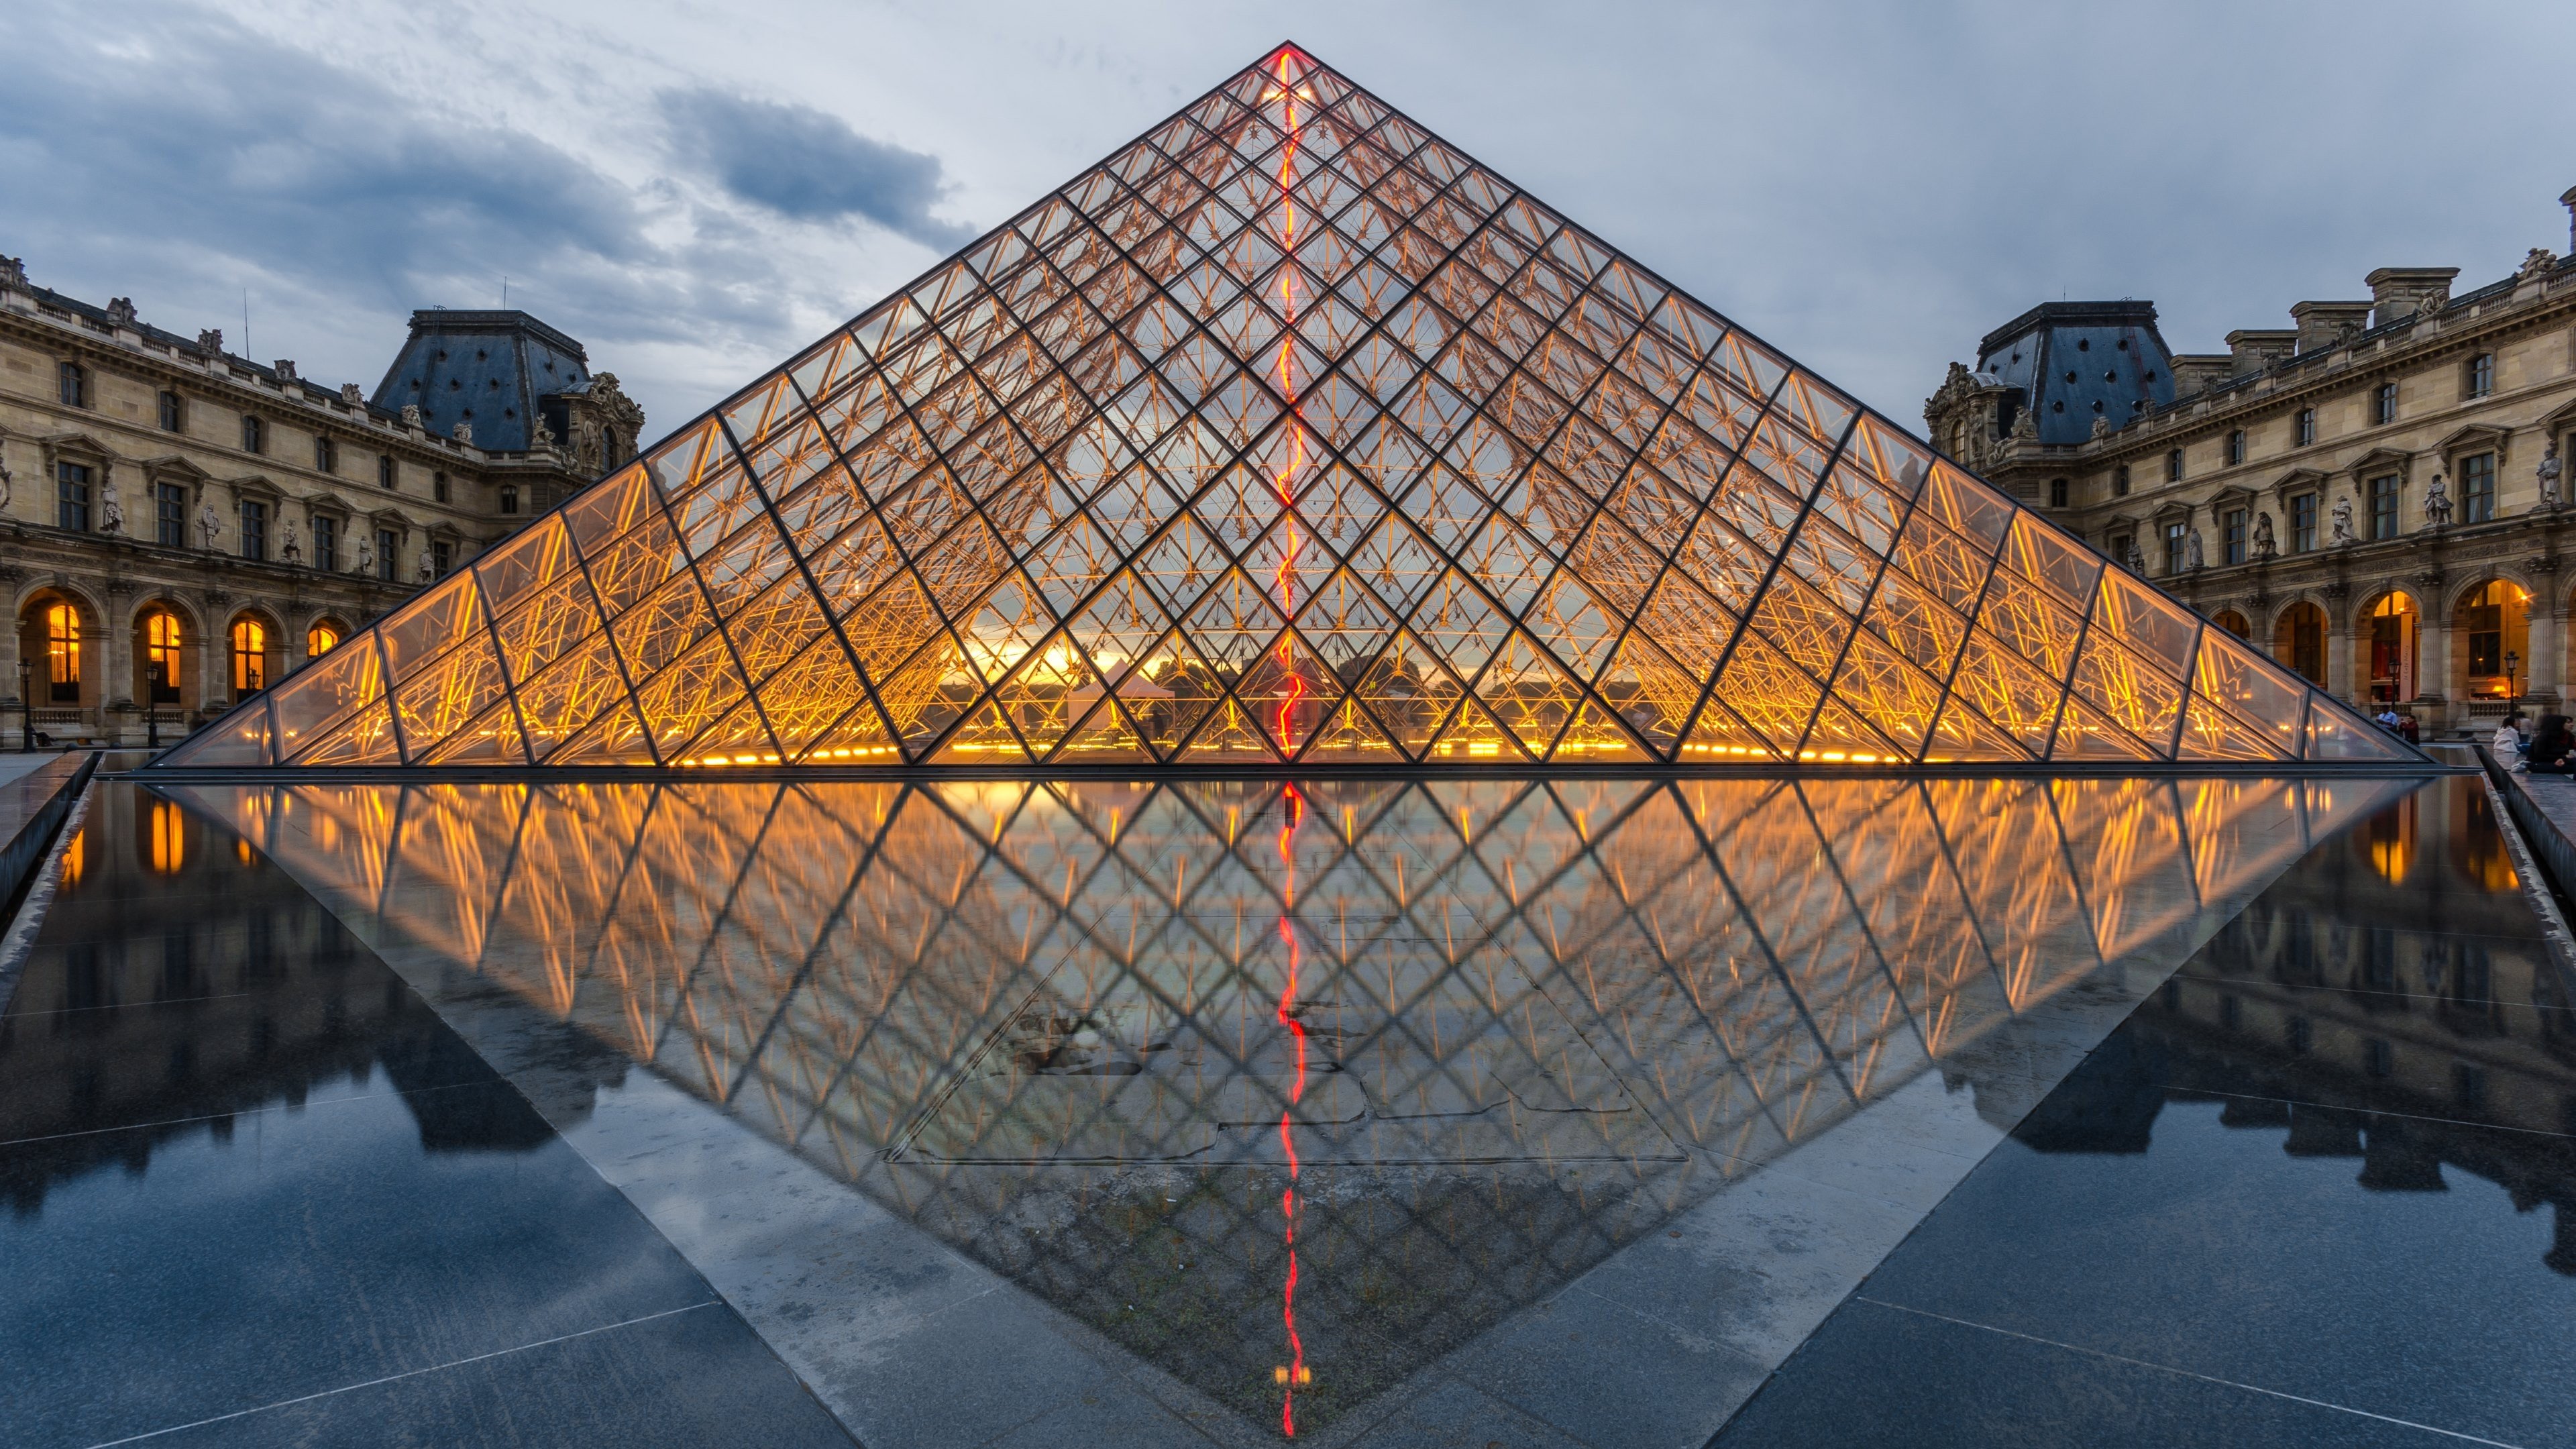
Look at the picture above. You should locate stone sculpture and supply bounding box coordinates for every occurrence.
[2539,442,2562,511]
[2253,511,2277,559]
[2331,494,2357,545]
[197,502,221,550]
[2423,470,2453,527]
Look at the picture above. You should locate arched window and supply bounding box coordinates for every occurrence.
[2273,602,2328,684]
[231,617,268,694]
[144,610,183,704]
[45,602,81,702]
[307,621,341,659]
[2366,593,2419,704]
[2212,610,2251,640]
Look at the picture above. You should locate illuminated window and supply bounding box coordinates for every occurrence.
[2213,610,2250,639]
[144,610,182,704]
[2458,579,2527,698]
[308,621,341,658]
[45,602,81,702]
[2367,592,2418,702]
[231,617,268,694]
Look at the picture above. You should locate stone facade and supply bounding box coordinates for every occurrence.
[0,259,641,745]
[1928,186,2576,735]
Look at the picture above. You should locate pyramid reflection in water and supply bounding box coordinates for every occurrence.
[171,773,2411,1432]
[160,46,2416,770]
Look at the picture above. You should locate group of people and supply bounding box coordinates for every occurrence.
[2493,710,2576,773]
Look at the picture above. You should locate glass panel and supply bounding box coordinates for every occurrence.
[265,637,387,761]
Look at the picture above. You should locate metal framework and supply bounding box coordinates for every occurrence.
[162,46,2418,771]
[179,772,2406,1430]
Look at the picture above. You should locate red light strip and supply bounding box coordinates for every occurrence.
[1269,50,1307,754]
[1275,782,1307,1436]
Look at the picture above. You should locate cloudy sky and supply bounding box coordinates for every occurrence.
[7,0,2571,443]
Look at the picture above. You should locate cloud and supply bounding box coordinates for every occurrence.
[660,89,972,249]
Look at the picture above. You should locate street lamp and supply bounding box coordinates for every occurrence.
[2506,649,2521,710]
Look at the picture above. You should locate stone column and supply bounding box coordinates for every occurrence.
[101,580,134,713]
[2418,596,2451,726]
[2325,616,2351,698]
[199,592,229,712]
[0,570,23,728]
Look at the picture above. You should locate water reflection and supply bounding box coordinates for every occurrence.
[164,774,2408,1433]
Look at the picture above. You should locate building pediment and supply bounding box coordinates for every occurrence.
[229,473,286,502]
[2427,422,2512,463]
[2208,483,2258,512]
[2269,467,2330,498]
[2347,446,2413,480]
[36,429,118,462]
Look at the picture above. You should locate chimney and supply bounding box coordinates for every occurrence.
[2168,354,2231,397]
[2288,301,2371,352]
[2365,267,2460,328]
[2224,329,2296,376]
[2563,184,2576,255]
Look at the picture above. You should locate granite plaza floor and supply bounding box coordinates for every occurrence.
[2,769,2571,1448]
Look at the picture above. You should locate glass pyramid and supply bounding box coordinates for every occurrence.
[158,44,2422,771]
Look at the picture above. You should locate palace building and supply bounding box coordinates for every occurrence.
[156,46,2408,773]
[0,258,643,746]
[1927,187,2576,735]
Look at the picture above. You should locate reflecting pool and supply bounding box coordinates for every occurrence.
[16,771,2560,1448]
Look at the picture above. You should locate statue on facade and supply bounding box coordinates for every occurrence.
[2253,510,2277,559]
[2520,248,2559,284]
[339,382,364,406]
[2539,441,2563,511]
[280,519,302,564]
[2010,408,2039,443]
[2422,469,2453,527]
[530,413,555,449]
[196,328,223,355]
[355,532,375,577]
[2330,493,2358,545]
[2183,529,2204,572]
[451,420,474,445]
[2089,415,2112,442]
[0,453,17,513]
[400,403,422,429]
[418,550,435,583]
[105,297,138,328]
[197,502,221,550]
[98,480,124,535]
[2124,537,2147,574]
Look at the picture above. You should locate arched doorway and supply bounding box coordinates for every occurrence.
[227,612,282,702]
[2454,579,2530,701]
[2273,602,2328,686]
[133,604,191,712]
[2363,592,2418,704]
[16,590,94,735]
[2212,609,2251,640]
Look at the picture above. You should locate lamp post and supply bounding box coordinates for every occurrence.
[2507,649,2521,712]
[15,659,30,753]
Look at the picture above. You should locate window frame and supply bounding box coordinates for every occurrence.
[2290,492,2317,553]
[144,610,184,705]
[2373,382,2398,426]
[375,527,400,582]
[238,498,268,562]
[229,617,268,696]
[315,435,337,474]
[311,514,338,572]
[2226,429,2247,466]
[2369,473,2402,540]
[44,602,81,702]
[240,413,264,454]
[2466,352,2495,399]
[2163,520,2188,574]
[2460,451,2496,523]
[2294,407,2315,447]
[157,390,184,433]
[154,482,187,547]
[2165,448,2184,482]
[54,462,92,532]
[379,453,397,490]
[56,360,85,408]
[2223,508,2249,565]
